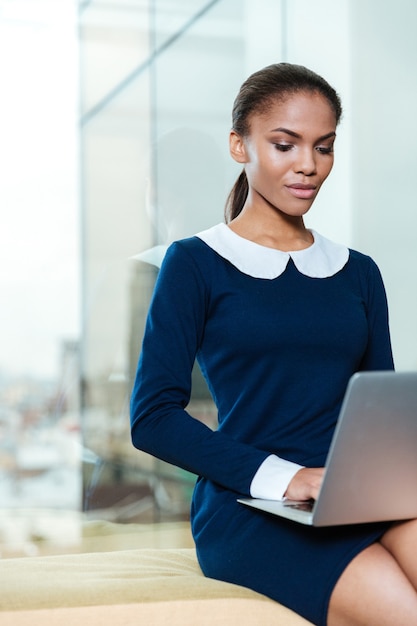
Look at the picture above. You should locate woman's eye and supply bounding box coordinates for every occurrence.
[316,146,334,155]
[274,144,292,152]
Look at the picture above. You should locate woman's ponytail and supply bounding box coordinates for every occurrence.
[224,169,248,223]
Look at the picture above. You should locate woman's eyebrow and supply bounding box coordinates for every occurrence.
[270,127,336,141]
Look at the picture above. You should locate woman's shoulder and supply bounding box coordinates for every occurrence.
[165,231,218,265]
[159,230,222,285]
[347,247,381,272]
[345,247,387,294]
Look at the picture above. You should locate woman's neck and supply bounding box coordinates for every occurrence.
[228,205,314,252]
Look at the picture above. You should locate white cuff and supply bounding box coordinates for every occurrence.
[250,455,303,500]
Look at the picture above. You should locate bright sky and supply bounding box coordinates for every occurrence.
[0,1,79,379]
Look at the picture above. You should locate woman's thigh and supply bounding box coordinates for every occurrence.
[380,518,417,587]
[328,541,417,626]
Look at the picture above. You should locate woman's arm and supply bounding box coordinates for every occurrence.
[130,241,275,496]
[358,255,394,371]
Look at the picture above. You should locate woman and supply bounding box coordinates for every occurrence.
[130,63,417,625]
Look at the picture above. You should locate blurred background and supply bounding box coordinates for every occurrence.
[0,0,416,557]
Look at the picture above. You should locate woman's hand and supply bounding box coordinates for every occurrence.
[284,467,325,501]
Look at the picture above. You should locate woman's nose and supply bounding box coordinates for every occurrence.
[294,148,317,175]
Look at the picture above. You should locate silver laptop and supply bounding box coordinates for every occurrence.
[238,371,417,526]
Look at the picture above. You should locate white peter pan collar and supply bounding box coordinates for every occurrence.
[196,223,349,279]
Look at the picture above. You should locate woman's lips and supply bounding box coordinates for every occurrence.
[286,184,317,200]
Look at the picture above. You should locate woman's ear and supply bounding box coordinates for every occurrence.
[229,130,248,164]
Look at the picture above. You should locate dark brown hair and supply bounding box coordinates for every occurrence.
[224,63,343,222]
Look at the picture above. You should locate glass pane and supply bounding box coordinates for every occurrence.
[80,0,151,114]
[80,0,250,526]
[81,74,158,521]
[153,0,220,49]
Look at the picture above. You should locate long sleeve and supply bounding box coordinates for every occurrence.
[357,254,394,371]
[130,242,270,496]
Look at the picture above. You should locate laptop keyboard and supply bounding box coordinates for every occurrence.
[283,499,314,512]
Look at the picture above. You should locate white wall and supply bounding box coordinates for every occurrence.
[350,0,417,370]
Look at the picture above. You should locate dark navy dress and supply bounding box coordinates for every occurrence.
[130,224,394,626]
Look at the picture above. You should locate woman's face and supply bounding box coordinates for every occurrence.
[230,91,337,219]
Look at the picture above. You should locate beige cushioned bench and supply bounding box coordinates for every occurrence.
[0,547,313,625]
